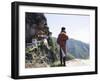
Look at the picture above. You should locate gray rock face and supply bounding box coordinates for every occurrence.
[25,13,57,68]
[25,13,49,43]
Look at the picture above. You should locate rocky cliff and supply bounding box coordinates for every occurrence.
[25,13,58,68]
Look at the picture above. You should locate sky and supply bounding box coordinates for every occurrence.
[45,13,90,44]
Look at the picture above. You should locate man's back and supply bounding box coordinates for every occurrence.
[57,32,68,53]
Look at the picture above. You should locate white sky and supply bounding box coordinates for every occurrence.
[45,13,90,44]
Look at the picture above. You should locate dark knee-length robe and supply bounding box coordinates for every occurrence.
[57,32,68,55]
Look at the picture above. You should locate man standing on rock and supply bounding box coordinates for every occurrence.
[57,27,68,66]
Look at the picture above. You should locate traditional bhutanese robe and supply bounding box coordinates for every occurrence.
[57,32,68,54]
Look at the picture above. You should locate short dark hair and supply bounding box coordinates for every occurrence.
[61,27,66,32]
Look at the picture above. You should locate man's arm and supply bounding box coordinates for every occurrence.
[63,33,68,40]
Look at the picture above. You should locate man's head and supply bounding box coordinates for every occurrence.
[61,27,66,32]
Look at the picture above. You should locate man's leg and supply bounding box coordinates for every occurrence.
[63,57,66,66]
[60,49,63,66]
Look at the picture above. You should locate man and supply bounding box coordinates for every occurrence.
[57,27,68,66]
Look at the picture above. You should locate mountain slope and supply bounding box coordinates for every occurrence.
[52,37,89,59]
[67,39,89,59]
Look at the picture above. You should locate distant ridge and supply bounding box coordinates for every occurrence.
[52,37,89,59]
